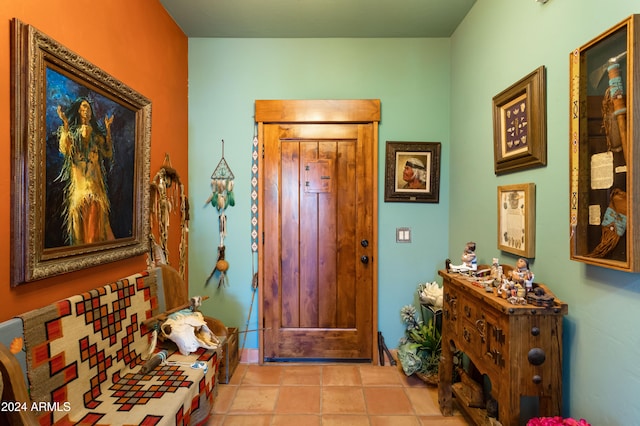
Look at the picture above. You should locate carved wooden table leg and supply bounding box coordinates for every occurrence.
[438,339,454,416]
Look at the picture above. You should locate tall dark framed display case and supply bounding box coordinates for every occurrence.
[570,15,640,272]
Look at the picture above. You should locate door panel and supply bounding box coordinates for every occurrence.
[262,122,374,360]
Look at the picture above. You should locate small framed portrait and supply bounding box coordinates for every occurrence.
[384,141,441,203]
[497,183,536,257]
[492,66,547,175]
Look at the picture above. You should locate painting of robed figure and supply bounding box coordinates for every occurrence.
[10,19,151,286]
[45,69,136,248]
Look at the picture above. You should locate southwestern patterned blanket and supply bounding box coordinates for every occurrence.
[18,270,218,426]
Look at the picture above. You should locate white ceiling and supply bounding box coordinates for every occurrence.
[159,0,477,38]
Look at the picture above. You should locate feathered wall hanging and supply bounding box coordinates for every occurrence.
[206,140,235,287]
[149,153,189,279]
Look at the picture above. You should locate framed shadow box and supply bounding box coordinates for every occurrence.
[569,15,640,271]
[492,66,547,175]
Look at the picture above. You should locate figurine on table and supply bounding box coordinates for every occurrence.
[509,257,534,292]
[462,242,477,270]
[447,242,477,273]
[490,258,503,281]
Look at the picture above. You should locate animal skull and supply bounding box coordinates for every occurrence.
[160,310,219,356]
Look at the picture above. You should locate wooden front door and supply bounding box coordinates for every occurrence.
[256,100,379,362]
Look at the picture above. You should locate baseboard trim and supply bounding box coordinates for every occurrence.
[240,348,259,364]
[239,348,400,365]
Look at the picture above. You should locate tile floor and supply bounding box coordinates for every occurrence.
[207,363,469,425]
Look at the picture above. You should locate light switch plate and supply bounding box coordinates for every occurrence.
[396,227,411,243]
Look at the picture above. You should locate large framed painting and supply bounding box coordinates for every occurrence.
[497,183,536,258]
[384,141,441,203]
[10,19,152,286]
[492,66,547,175]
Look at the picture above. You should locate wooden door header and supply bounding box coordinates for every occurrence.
[255,99,380,123]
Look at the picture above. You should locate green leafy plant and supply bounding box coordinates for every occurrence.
[398,304,442,377]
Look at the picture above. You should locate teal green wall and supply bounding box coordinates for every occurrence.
[450,0,640,424]
[188,38,451,353]
[188,1,640,422]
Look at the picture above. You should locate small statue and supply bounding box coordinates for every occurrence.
[509,257,534,292]
[490,257,503,282]
[497,278,511,298]
[462,242,477,270]
[448,242,477,273]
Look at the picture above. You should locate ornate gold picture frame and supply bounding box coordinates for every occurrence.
[10,19,152,286]
[492,66,547,175]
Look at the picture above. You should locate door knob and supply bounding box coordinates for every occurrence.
[361,239,369,248]
[361,255,369,264]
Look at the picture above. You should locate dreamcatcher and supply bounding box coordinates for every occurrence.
[149,153,189,279]
[206,140,235,287]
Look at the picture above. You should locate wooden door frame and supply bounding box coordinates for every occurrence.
[255,99,380,364]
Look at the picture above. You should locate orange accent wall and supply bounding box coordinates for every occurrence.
[0,0,188,321]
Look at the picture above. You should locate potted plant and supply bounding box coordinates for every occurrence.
[398,304,442,385]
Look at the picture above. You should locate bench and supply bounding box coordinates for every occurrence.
[0,266,222,426]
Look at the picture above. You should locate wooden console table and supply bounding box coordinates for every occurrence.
[437,270,568,426]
